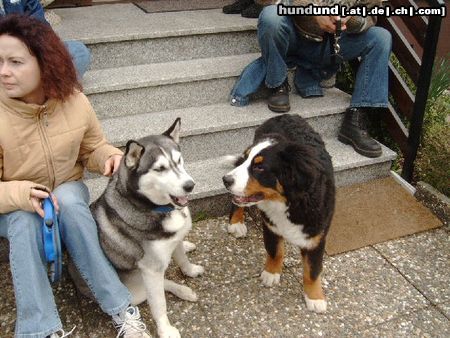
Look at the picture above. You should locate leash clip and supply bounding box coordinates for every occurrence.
[334,18,342,55]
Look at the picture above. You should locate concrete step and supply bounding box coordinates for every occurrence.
[84,53,259,119]
[99,89,350,162]
[85,138,397,217]
[53,5,258,70]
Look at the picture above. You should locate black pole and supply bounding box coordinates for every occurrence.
[401,11,443,182]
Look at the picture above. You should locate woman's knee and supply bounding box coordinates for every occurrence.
[4,211,41,242]
[54,181,90,209]
[54,182,97,238]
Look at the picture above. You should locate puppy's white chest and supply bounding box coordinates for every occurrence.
[259,201,316,249]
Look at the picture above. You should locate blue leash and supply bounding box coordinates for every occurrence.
[42,198,62,283]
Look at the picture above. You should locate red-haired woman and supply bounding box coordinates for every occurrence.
[0,15,150,338]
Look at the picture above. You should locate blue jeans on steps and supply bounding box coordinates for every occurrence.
[230,5,392,108]
[0,181,131,338]
[64,41,91,78]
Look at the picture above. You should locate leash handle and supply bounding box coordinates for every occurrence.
[42,197,62,283]
[43,198,56,261]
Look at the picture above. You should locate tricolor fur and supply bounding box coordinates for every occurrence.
[92,118,204,338]
[223,114,335,313]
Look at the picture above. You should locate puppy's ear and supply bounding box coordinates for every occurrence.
[278,143,311,190]
[163,117,181,143]
[125,140,145,169]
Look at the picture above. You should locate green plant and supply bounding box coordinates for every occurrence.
[193,211,209,223]
[427,56,450,104]
[415,91,450,196]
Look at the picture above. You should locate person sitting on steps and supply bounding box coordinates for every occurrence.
[0,15,150,338]
[229,0,392,158]
[0,0,91,78]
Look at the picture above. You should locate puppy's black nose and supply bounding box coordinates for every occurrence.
[222,175,234,189]
[183,180,195,193]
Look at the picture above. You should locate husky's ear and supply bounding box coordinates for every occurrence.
[124,140,145,169]
[163,117,181,143]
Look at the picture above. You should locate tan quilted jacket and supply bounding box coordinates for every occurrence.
[0,90,122,213]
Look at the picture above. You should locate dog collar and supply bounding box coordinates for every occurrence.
[153,204,175,213]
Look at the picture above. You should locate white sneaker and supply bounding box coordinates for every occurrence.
[112,306,151,338]
[48,326,76,338]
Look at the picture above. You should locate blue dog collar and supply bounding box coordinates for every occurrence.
[153,204,175,213]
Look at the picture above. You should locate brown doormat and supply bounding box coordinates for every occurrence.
[325,177,442,256]
[135,0,235,13]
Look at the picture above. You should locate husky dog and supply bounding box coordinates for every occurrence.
[92,118,204,338]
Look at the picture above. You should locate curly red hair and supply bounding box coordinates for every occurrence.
[0,14,82,101]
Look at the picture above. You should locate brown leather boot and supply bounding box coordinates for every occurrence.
[241,3,263,18]
[267,80,291,113]
[223,0,253,14]
[338,107,382,158]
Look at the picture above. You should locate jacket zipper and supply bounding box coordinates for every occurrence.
[37,106,56,190]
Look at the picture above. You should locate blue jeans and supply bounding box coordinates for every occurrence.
[64,41,91,78]
[0,181,131,338]
[230,5,392,108]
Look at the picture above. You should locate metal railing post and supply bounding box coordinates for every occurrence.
[401,5,444,182]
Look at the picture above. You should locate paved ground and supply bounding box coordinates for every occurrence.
[0,216,448,337]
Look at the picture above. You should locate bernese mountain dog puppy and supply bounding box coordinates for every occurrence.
[222,114,335,313]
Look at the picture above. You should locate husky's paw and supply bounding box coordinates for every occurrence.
[304,295,327,313]
[182,240,196,253]
[227,222,247,238]
[182,263,204,278]
[165,280,198,302]
[158,324,180,338]
[260,270,280,287]
[176,285,198,302]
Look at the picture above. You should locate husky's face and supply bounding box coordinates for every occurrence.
[122,118,195,208]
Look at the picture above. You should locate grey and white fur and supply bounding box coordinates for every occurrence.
[91,118,204,338]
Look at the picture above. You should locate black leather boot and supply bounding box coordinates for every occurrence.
[223,0,254,14]
[241,3,263,18]
[268,80,291,113]
[338,107,382,158]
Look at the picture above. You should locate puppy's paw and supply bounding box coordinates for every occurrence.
[158,324,180,338]
[227,222,247,238]
[182,263,204,278]
[182,240,196,253]
[260,270,280,287]
[304,294,327,313]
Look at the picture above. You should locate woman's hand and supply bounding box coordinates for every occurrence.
[30,188,59,218]
[104,154,123,177]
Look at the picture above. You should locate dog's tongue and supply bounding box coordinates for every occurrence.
[233,194,263,204]
[174,196,188,206]
[233,196,249,204]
